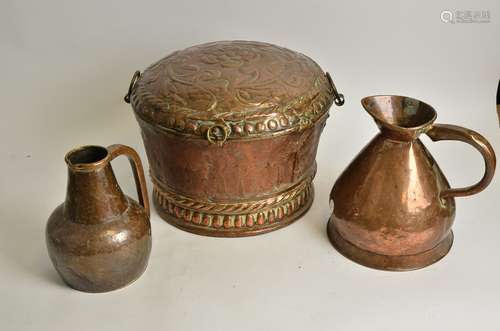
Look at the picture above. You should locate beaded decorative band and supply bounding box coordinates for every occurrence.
[152,175,314,237]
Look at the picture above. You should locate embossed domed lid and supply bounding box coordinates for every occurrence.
[126,40,343,144]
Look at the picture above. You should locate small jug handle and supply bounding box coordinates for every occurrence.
[426,123,496,199]
[107,144,150,218]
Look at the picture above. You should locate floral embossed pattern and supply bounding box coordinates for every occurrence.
[131,41,334,140]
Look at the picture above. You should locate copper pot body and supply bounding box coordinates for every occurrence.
[127,41,343,237]
[137,116,325,236]
[328,95,496,271]
[46,145,151,292]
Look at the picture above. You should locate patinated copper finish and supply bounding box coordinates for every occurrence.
[46,145,152,292]
[125,40,344,237]
[328,95,496,271]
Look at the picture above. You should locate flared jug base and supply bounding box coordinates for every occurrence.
[327,219,454,271]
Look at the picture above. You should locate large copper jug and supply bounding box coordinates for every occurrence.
[327,95,496,271]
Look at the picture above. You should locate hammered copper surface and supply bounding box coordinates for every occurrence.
[46,145,152,292]
[126,40,343,237]
[328,95,496,271]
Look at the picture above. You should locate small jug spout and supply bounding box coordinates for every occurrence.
[361,95,437,140]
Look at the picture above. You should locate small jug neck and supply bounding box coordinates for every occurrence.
[64,146,127,224]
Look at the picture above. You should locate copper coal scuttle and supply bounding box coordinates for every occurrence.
[125,41,344,237]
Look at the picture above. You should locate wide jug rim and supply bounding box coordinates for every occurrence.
[361,95,438,138]
[65,145,110,171]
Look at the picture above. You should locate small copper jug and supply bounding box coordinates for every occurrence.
[46,145,151,292]
[327,95,496,271]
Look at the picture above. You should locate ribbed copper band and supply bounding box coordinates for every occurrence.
[152,175,314,237]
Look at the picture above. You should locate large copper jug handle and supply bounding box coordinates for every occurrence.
[426,124,496,199]
[107,144,150,218]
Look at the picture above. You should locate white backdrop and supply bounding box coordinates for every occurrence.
[1,1,499,330]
